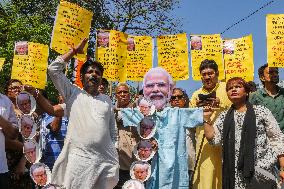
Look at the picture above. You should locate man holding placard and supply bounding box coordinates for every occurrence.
[48,39,119,189]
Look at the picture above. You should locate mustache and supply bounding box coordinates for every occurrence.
[149,93,166,99]
[89,76,100,84]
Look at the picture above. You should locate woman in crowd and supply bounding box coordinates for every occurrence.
[170,88,196,183]
[204,77,284,189]
[5,79,33,188]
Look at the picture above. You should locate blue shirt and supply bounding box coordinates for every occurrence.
[40,113,69,170]
[121,107,203,189]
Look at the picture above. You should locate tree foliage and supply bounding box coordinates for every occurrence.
[0,0,182,102]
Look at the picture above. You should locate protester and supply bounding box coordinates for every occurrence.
[204,77,284,188]
[5,79,33,189]
[40,94,69,170]
[0,93,19,188]
[98,77,109,94]
[114,83,139,189]
[247,81,257,93]
[170,87,196,183]
[122,67,204,189]
[48,38,119,188]
[250,64,284,133]
[190,59,231,189]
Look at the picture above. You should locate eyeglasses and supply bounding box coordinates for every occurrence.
[8,86,22,91]
[170,95,184,100]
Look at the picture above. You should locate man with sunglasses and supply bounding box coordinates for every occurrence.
[190,59,231,189]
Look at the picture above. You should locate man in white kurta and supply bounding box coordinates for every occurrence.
[48,39,119,188]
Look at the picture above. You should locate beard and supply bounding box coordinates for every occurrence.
[148,93,168,110]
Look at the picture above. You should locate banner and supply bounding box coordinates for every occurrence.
[73,58,85,88]
[157,33,189,80]
[223,35,254,81]
[11,42,49,89]
[51,1,93,59]
[267,14,284,67]
[190,34,224,80]
[126,36,153,81]
[96,30,127,81]
[0,58,5,71]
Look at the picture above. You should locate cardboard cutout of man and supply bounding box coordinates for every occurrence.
[17,92,32,114]
[121,67,204,189]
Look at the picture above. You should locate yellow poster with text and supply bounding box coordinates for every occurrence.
[11,42,49,89]
[267,14,284,67]
[157,33,189,81]
[0,58,5,71]
[223,35,254,81]
[51,1,93,59]
[191,34,224,80]
[96,30,127,81]
[126,36,153,81]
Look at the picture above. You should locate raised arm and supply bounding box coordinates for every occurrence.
[48,38,88,101]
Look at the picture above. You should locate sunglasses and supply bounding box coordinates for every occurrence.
[170,95,184,100]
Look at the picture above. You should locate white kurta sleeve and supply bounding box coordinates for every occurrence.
[48,56,76,103]
[109,105,118,147]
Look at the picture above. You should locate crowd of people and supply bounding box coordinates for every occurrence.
[0,39,284,189]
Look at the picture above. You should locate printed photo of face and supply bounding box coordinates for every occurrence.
[137,97,155,116]
[190,36,202,50]
[20,115,36,139]
[136,140,154,161]
[122,179,145,189]
[223,40,235,55]
[97,31,110,48]
[15,41,28,55]
[130,161,151,182]
[127,37,135,51]
[30,163,51,186]
[16,91,35,114]
[139,117,155,139]
[24,139,40,163]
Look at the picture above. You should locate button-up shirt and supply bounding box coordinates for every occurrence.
[250,87,284,132]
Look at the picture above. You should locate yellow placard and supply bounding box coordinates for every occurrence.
[126,36,153,81]
[11,42,49,89]
[267,14,284,67]
[50,1,93,59]
[157,33,189,81]
[96,30,127,82]
[223,35,254,81]
[191,34,224,80]
[0,58,5,71]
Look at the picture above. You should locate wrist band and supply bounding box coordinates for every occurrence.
[203,120,211,125]
[34,89,39,99]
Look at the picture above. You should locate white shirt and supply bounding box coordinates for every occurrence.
[0,93,18,173]
[48,57,119,188]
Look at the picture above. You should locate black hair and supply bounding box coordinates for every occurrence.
[101,78,109,87]
[80,60,104,77]
[5,79,23,94]
[139,89,143,95]
[199,59,219,73]
[258,64,268,85]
